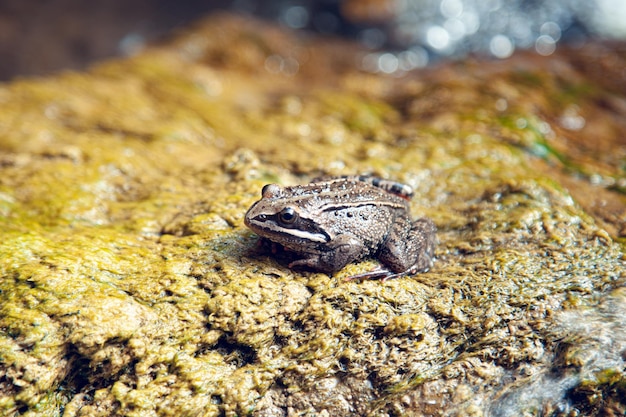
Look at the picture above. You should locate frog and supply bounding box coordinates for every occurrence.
[244,175,437,280]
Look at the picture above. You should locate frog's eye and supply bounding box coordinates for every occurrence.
[278,207,298,224]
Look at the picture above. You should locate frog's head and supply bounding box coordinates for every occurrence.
[244,184,329,248]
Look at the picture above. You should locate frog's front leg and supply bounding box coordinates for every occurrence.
[379,217,437,275]
[288,234,367,273]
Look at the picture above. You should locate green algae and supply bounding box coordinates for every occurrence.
[1,13,626,417]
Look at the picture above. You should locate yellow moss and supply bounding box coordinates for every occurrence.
[1,12,625,417]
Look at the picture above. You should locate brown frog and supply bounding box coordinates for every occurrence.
[244,176,436,280]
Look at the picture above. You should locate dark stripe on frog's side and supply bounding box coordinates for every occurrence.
[318,200,406,213]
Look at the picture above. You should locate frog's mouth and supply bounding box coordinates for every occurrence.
[246,213,330,244]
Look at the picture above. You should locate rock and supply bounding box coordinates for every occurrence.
[0,12,625,417]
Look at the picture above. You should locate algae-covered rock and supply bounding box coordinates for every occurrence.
[1,13,625,417]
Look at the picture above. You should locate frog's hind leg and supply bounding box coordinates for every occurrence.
[379,217,437,275]
[410,217,437,272]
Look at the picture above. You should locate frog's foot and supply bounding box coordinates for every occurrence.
[345,259,435,281]
[345,266,402,281]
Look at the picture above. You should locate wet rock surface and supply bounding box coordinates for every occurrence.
[0,13,625,417]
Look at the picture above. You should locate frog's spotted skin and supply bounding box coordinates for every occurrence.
[244,176,436,279]
[331,175,415,200]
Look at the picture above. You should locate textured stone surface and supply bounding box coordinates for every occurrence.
[0,13,625,417]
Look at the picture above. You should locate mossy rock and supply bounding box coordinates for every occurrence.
[1,13,625,417]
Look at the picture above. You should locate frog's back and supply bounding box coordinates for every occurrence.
[294,176,412,209]
[293,177,411,250]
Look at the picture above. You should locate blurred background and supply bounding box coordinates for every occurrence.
[1,0,625,81]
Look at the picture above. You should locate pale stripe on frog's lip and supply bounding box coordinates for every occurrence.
[248,219,329,243]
